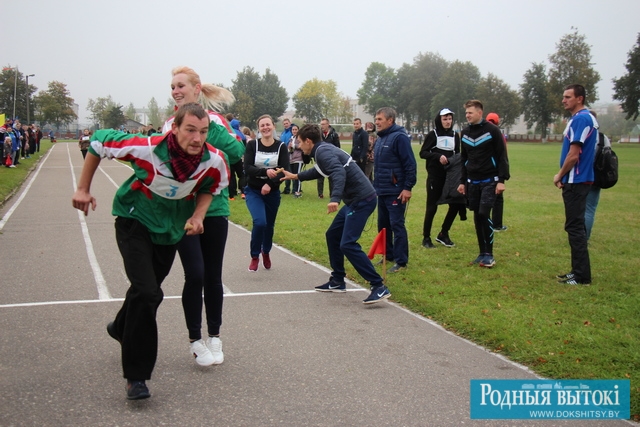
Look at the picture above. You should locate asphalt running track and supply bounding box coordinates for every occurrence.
[0,143,630,426]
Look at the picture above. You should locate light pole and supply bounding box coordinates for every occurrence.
[26,74,35,124]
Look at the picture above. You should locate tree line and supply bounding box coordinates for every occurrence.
[358,29,602,138]
[2,30,639,137]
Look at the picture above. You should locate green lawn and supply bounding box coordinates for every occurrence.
[230,142,640,420]
[0,140,57,203]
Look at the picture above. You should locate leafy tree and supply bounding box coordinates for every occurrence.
[394,63,414,124]
[164,97,175,121]
[147,97,161,127]
[256,69,288,121]
[475,73,522,129]
[548,29,601,112]
[597,104,639,139]
[233,92,255,127]
[0,67,37,121]
[357,62,398,116]
[292,78,342,123]
[397,52,450,131]
[431,60,480,126]
[336,96,354,125]
[520,63,556,138]
[230,67,288,125]
[87,95,116,128]
[33,81,77,128]
[104,105,126,129]
[124,103,138,121]
[612,33,640,120]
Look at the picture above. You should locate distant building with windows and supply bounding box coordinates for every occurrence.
[348,99,374,124]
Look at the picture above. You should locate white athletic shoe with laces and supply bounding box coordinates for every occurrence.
[190,339,215,366]
[206,336,224,364]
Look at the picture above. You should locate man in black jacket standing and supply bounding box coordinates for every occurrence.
[351,118,369,174]
[281,124,390,305]
[457,100,509,268]
[317,118,341,198]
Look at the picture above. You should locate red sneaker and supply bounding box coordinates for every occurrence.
[262,252,271,269]
[248,257,259,272]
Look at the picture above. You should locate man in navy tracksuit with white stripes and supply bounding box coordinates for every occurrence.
[457,100,509,268]
[280,124,391,305]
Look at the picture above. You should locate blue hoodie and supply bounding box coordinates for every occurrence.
[230,119,246,142]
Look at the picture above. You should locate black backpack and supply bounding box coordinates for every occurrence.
[593,133,618,189]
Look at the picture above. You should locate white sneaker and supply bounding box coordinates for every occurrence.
[190,339,214,366]
[206,336,224,364]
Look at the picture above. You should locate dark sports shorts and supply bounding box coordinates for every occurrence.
[467,180,497,213]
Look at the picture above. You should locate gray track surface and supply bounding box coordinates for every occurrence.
[0,144,629,426]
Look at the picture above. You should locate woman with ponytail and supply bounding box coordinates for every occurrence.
[162,66,245,367]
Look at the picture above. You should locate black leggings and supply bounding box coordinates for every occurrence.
[178,216,228,341]
[423,176,459,238]
[290,162,303,193]
[228,160,245,198]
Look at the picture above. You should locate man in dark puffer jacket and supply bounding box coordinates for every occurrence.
[372,107,417,274]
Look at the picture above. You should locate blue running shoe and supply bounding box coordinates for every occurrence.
[315,280,346,293]
[363,285,391,304]
[469,254,485,265]
[479,254,496,268]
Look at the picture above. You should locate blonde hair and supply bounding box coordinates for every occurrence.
[171,66,235,112]
[256,114,274,126]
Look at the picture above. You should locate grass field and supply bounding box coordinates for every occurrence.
[2,140,638,419]
[0,141,56,202]
[229,142,640,420]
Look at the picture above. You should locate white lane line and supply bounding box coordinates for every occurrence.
[0,289,367,309]
[0,145,55,231]
[228,220,366,292]
[98,165,123,187]
[67,144,112,301]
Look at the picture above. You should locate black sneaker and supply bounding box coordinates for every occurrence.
[494,225,508,232]
[435,233,455,247]
[126,380,150,400]
[562,277,590,286]
[422,238,435,249]
[556,272,574,281]
[388,263,406,273]
[363,285,391,304]
[315,280,346,292]
[107,322,121,343]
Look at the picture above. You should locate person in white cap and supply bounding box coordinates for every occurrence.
[419,108,465,249]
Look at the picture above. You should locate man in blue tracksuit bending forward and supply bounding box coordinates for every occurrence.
[280,124,390,305]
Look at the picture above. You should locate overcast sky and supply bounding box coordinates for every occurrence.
[5,0,639,123]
